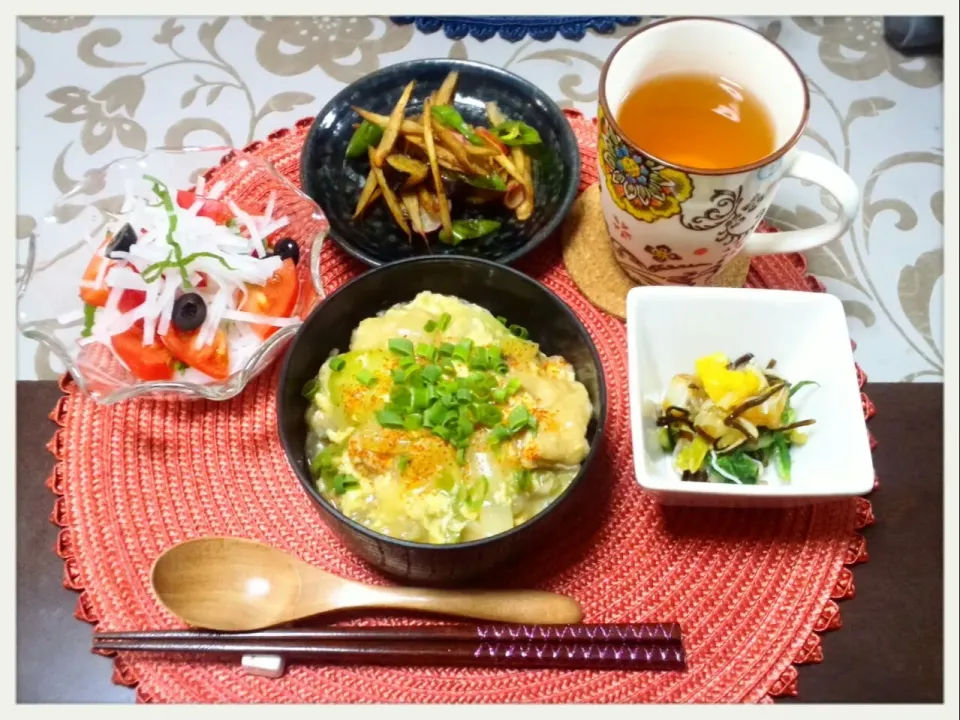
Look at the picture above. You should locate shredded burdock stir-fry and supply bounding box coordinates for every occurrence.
[656,353,817,485]
[344,71,541,246]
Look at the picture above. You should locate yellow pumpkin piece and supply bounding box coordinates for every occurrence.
[694,352,763,409]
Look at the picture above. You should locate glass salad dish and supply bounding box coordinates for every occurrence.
[18,147,329,405]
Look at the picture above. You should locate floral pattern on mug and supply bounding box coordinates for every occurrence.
[644,244,682,262]
[598,115,693,223]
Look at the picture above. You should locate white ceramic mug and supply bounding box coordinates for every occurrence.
[597,17,860,286]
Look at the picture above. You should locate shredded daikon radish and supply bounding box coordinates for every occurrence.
[222,309,299,327]
[227,200,267,258]
[156,275,181,338]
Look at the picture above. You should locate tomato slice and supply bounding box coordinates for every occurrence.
[111,324,176,382]
[239,259,300,340]
[118,289,146,314]
[161,326,231,381]
[177,188,234,225]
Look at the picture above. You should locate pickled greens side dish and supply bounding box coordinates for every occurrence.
[655,352,817,485]
[303,292,593,544]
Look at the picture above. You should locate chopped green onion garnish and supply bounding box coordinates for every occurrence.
[470,347,489,370]
[412,387,431,410]
[376,409,405,429]
[456,388,473,404]
[421,364,442,385]
[515,469,533,493]
[403,413,423,431]
[416,343,437,362]
[398,355,417,368]
[310,444,340,477]
[329,355,346,372]
[425,402,447,427]
[496,315,508,326]
[388,337,414,356]
[438,342,455,357]
[475,403,501,426]
[456,447,467,465]
[398,456,410,472]
[490,425,512,444]
[424,319,438,332]
[492,388,507,404]
[457,416,475,439]
[391,385,412,408]
[392,368,408,383]
[355,370,376,387]
[331,474,359,494]
[439,393,457,409]
[301,377,319,400]
[453,339,473,362]
[508,405,531,432]
[508,324,529,340]
[465,476,488,511]
[506,378,522,396]
[438,312,452,331]
[442,408,459,427]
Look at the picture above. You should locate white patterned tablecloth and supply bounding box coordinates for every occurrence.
[16,16,944,382]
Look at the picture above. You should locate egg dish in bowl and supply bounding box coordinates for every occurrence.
[278,257,606,585]
[303,291,593,545]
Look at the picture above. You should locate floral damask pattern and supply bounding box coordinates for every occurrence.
[20,16,92,33]
[244,16,414,82]
[792,16,941,87]
[598,112,693,223]
[15,16,944,382]
[47,78,148,154]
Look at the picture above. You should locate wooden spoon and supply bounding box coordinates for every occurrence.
[150,537,582,631]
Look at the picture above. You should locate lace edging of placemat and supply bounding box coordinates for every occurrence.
[42,138,879,707]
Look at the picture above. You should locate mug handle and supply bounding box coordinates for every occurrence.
[742,150,860,256]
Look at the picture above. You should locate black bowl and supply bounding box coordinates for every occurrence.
[299,58,581,268]
[277,257,607,586]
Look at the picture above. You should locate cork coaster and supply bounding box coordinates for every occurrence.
[560,185,750,320]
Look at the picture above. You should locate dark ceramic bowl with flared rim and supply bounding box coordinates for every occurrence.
[277,257,607,586]
[299,58,581,268]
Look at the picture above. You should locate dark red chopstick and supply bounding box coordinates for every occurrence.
[93,623,686,672]
[93,638,684,671]
[95,622,682,645]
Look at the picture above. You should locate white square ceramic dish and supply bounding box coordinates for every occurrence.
[625,286,874,508]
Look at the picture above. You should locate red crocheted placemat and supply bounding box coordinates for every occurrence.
[45,111,877,703]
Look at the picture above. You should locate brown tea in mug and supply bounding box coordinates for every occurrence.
[616,72,777,170]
